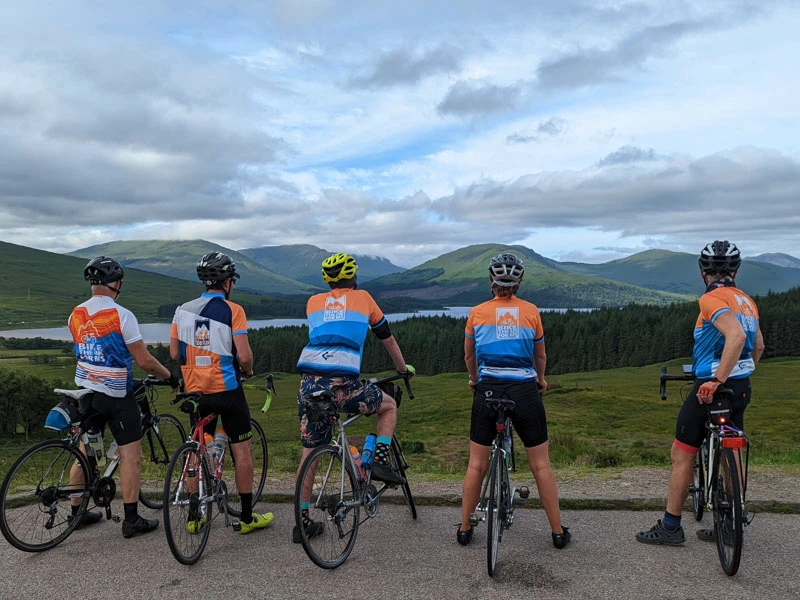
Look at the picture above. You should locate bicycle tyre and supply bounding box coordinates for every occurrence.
[486,447,502,577]
[389,434,416,519]
[691,449,704,521]
[224,417,268,518]
[139,414,187,510]
[0,440,91,552]
[713,447,744,576]
[164,441,213,565]
[294,445,360,569]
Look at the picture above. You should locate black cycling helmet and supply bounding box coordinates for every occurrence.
[84,256,124,285]
[196,252,240,287]
[488,253,525,287]
[698,240,741,274]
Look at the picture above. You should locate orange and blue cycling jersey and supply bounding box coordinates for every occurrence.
[693,281,760,380]
[466,296,543,382]
[297,289,385,377]
[68,296,142,397]
[171,292,247,394]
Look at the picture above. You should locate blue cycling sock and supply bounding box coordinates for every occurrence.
[375,436,392,464]
[662,511,681,531]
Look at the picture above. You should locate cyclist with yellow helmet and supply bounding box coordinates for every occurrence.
[293,253,414,543]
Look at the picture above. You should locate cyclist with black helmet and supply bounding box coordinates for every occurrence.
[636,240,765,546]
[458,252,570,549]
[170,252,274,534]
[69,256,180,538]
[293,252,414,543]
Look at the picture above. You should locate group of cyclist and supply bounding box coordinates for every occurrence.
[65,238,763,555]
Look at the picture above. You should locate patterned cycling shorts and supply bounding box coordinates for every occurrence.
[297,374,383,448]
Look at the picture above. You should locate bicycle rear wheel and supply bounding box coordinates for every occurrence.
[691,449,704,521]
[164,442,213,565]
[139,414,187,509]
[389,435,416,519]
[486,447,502,577]
[294,445,360,569]
[713,447,743,576]
[0,441,91,552]
[224,417,268,518]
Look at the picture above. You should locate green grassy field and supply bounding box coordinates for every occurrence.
[3,358,797,483]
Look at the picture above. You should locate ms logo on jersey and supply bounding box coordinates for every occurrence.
[496,308,520,339]
[194,319,211,347]
[324,295,347,321]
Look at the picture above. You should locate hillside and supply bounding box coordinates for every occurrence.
[69,240,320,296]
[558,249,800,296]
[239,244,405,285]
[362,244,694,307]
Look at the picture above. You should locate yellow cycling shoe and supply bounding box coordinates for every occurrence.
[234,512,274,534]
[187,515,208,534]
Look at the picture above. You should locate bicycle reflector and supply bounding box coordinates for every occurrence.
[721,436,747,449]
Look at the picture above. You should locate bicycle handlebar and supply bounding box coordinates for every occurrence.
[368,371,415,400]
[659,365,694,400]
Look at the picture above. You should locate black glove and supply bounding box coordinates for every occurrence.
[166,371,181,390]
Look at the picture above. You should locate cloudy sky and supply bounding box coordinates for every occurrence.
[1,1,798,268]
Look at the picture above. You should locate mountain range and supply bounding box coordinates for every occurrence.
[2,239,799,330]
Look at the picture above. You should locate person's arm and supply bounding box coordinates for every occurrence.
[464,336,478,391]
[697,311,746,402]
[534,340,548,393]
[127,340,174,381]
[233,333,253,376]
[752,326,765,364]
[169,336,180,361]
[380,335,408,373]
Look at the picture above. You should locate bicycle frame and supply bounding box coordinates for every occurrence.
[472,416,515,526]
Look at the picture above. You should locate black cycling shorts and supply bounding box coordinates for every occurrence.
[675,378,751,450]
[470,379,548,448]
[84,390,142,446]
[198,386,252,444]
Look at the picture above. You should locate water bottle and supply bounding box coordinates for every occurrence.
[213,428,228,465]
[86,429,106,467]
[106,440,119,461]
[502,432,512,456]
[361,433,377,469]
[349,445,365,481]
[204,433,215,468]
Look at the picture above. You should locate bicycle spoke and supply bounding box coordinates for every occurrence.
[139,414,186,510]
[486,449,502,577]
[223,418,268,518]
[389,436,416,519]
[1,441,90,552]
[714,447,744,576]
[164,442,212,565]
[294,446,360,569]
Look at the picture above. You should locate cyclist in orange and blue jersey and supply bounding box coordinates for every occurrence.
[457,253,570,549]
[69,256,180,538]
[637,240,765,546]
[294,253,413,543]
[170,252,273,535]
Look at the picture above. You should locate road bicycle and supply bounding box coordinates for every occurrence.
[660,365,750,576]
[163,388,269,564]
[0,376,184,552]
[294,372,416,569]
[467,390,530,577]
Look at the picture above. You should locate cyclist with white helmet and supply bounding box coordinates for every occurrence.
[170,252,274,535]
[293,252,414,543]
[69,256,180,538]
[458,252,570,549]
[636,240,765,545]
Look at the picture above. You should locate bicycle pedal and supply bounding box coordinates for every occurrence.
[517,486,530,499]
[112,514,121,523]
[468,513,479,527]
[231,520,242,532]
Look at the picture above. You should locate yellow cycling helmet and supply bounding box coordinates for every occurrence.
[321,253,358,284]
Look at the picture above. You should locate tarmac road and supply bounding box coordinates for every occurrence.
[2,498,798,600]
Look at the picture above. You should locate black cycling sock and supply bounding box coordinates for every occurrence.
[301,504,310,526]
[375,438,392,465]
[123,502,138,522]
[240,493,253,524]
[72,504,80,516]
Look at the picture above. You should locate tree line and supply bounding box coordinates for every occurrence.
[1,286,797,436]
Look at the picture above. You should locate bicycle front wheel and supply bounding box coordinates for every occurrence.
[713,447,744,576]
[486,447,502,577]
[294,445,360,569]
[164,442,213,565]
[389,435,416,519]
[139,414,187,509]
[0,441,91,552]
[224,417,268,518]
[691,450,704,521]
